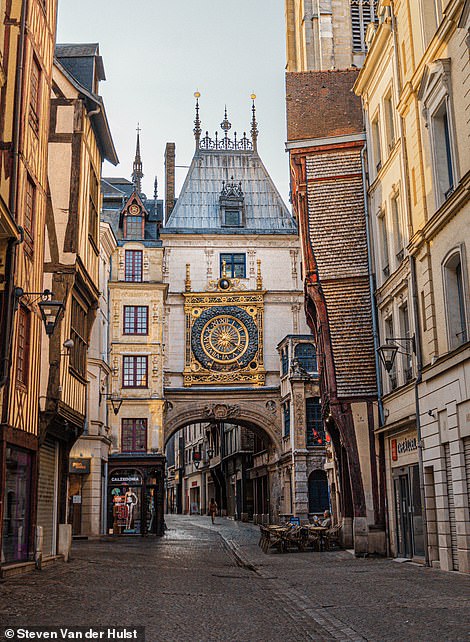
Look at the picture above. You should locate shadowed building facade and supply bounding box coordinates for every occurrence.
[101,138,166,536]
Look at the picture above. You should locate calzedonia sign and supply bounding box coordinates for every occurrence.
[110,473,142,485]
[391,434,418,462]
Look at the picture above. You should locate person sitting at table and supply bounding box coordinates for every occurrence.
[312,509,332,528]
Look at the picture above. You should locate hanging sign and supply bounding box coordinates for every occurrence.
[69,458,91,474]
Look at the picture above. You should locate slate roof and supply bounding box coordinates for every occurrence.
[163,142,296,235]
[101,177,163,245]
[306,148,376,398]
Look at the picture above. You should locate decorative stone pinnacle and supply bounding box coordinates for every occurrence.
[194,92,202,149]
[132,123,144,193]
[251,94,258,152]
[220,106,232,136]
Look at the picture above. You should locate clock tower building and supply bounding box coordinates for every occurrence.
[162,97,327,522]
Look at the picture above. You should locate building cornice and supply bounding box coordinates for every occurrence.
[285,132,366,151]
[408,169,470,253]
[397,0,465,113]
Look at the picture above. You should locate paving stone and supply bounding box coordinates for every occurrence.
[0,515,469,642]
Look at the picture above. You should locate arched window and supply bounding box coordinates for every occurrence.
[308,469,329,514]
[294,343,317,372]
[443,250,468,350]
[306,397,325,446]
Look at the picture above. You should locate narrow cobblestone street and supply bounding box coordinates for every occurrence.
[0,516,469,642]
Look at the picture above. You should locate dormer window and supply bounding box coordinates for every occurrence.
[220,178,245,227]
[124,203,144,239]
[224,209,241,227]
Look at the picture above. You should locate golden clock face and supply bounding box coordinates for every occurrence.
[129,204,140,215]
[191,305,259,372]
[201,315,249,364]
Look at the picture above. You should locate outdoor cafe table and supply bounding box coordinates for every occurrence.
[309,526,329,551]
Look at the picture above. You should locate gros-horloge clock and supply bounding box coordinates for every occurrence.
[191,306,258,372]
[184,279,266,386]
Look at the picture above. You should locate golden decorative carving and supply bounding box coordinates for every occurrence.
[183,287,266,387]
[185,263,191,292]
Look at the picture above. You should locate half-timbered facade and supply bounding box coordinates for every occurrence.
[0,0,58,568]
[39,44,117,557]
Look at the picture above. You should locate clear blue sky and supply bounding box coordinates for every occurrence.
[57,1,291,206]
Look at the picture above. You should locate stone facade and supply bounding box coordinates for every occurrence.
[354,0,470,572]
[161,99,322,523]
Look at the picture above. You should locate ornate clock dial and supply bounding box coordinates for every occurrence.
[202,316,248,362]
[129,204,140,215]
[191,306,258,371]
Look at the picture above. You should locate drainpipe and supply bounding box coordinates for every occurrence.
[361,143,390,555]
[410,256,430,567]
[0,0,28,390]
[360,145,384,426]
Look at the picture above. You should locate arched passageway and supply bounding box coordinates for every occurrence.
[164,416,276,524]
[308,469,330,515]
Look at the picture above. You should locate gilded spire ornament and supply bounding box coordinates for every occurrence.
[193,92,201,149]
[250,94,258,152]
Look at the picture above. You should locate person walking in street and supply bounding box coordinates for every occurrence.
[208,498,218,524]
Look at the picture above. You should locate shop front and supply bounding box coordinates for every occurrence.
[108,454,165,536]
[1,446,34,564]
[389,429,424,559]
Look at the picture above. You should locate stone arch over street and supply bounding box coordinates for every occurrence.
[163,389,283,454]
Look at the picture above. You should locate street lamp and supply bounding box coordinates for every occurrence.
[100,392,123,415]
[15,288,64,336]
[207,447,214,459]
[377,336,416,373]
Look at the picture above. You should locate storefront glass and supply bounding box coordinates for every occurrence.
[1,447,32,563]
[108,470,143,535]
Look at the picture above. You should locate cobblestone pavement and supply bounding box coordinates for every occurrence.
[0,515,469,642]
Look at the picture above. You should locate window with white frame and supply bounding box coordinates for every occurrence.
[418,59,458,209]
[443,249,468,351]
[399,302,413,383]
[384,315,397,391]
[391,191,404,263]
[371,112,382,174]
[377,208,390,278]
[383,88,395,152]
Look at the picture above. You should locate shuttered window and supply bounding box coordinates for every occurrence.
[24,176,35,257]
[16,305,31,387]
[70,297,87,377]
[351,1,377,52]
[29,56,41,134]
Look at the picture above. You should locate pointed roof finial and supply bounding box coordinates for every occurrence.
[250,94,258,152]
[194,91,201,149]
[132,123,144,193]
[154,176,158,200]
[220,106,232,139]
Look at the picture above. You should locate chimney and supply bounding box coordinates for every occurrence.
[165,142,176,224]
